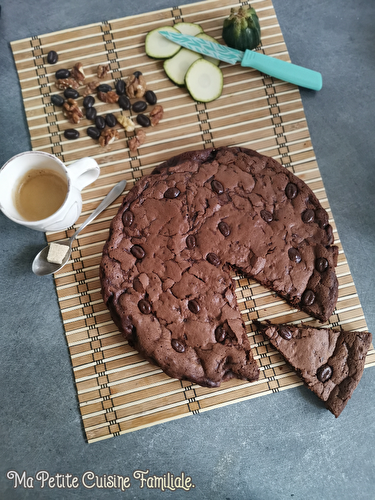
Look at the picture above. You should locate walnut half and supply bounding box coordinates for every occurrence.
[55,78,79,90]
[97,90,119,104]
[150,105,164,126]
[126,74,147,99]
[97,64,110,79]
[63,98,83,124]
[117,115,135,132]
[70,62,85,83]
[128,129,146,153]
[83,80,100,96]
[99,128,119,147]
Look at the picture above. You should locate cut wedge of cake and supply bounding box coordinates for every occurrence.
[255,321,372,417]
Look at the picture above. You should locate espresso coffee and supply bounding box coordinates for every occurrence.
[14,169,68,221]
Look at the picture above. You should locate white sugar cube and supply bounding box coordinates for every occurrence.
[47,242,69,265]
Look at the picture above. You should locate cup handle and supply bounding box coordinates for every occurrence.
[66,157,100,191]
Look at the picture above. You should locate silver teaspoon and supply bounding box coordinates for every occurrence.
[32,179,127,276]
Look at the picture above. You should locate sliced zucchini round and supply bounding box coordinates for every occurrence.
[145,26,181,59]
[195,33,221,66]
[185,59,223,103]
[163,48,202,86]
[174,22,203,36]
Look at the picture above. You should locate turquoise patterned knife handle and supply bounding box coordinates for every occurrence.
[242,50,323,91]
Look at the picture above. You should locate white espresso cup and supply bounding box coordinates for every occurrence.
[0,151,100,232]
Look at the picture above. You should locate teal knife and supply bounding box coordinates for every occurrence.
[159,31,322,91]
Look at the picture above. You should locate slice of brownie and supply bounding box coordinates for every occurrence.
[255,321,372,417]
[100,146,339,387]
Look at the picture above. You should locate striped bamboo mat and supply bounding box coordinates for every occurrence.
[11,0,374,442]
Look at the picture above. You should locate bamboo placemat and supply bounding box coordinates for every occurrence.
[11,0,375,442]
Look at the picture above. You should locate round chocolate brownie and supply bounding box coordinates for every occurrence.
[100,147,339,387]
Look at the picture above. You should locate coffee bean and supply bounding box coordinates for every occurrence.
[325,224,334,245]
[260,210,273,223]
[279,326,292,340]
[302,289,315,306]
[285,182,298,199]
[122,210,134,227]
[171,339,185,353]
[215,326,227,343]
[105,113,117,127]
[315,257,328,273]
[145,90,157,105]
[188,299,200,314]
[186,235,196,249]
[218,221,230,237]
[64,128,79,140]
[131,245,145,259]
[115,79,126,95]
[132,100,148,113]
[317,364,333,383]
[288,247,302,263]
[95,115,106,130]
[211,179,223,194]
[138,299,151,314]
[302,209,315,223]
[97,83,112,93]
[64,87,79,99]
[136,114,151,127]
[207,253,220,267]
[55,68,70,79]
[133,71,142,78]
[47,50,58,64]
[87,127,101,140]
[118,95,131,110]
[86,106,97,121]
[51,94,65,107]
[164,187,180,199]
[83,95,95,108]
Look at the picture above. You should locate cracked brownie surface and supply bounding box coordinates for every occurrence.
[255,321,372,416]
[100,146,339,387]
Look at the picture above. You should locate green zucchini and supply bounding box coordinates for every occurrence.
[174,22,203,36]
[163,48,202,86]
[195,33,220,66]
[145,26,181,59]
[185,59,223,103]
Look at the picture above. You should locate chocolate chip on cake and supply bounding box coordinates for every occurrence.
[317,364,333,383]
[207,253,220,267]
[164,187,180,199]
[131,245,145,259]
[171,339,185,353]
[100,146,340,388]
[122,210,134,227]
[278,325,292,340]
[302,209,315,223]
[211,179,224,194]
[138,299,151,314]
[218,221,230,237]
[188,299,200,314]
[260,210,273,223]
[285,182,298,199]
[288,248,302,263]
[316,257,329,272]
[186,235,196,249]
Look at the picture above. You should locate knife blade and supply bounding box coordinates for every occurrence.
[159,31,322,91]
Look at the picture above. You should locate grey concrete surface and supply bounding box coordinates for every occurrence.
[0,1,374,499]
